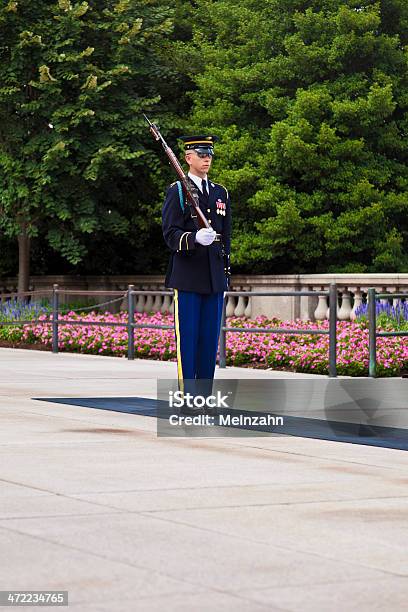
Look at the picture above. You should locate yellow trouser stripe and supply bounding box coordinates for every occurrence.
[174,289,184,393]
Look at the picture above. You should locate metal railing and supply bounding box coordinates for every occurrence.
[0,285,174,359]
[368,287,408,378]
[0,282,339,378]
[219,283,338,377]
[49,284,174,360]
[2,283,407,378]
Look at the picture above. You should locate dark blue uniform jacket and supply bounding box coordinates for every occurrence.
[162,181,231,294]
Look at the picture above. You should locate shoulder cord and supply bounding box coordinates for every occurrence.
[176,181,185,212]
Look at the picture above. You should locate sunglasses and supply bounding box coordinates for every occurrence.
[196,151,214,159]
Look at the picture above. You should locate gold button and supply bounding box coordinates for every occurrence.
[209,220,212,224]
[207,208,211,213]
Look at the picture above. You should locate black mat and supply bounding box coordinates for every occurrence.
[33,396,159,415]
[33,396,408,451]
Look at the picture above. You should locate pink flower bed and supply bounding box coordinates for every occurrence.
[20,312,176,360]
[227,317,408,376]
[2,312,408,376]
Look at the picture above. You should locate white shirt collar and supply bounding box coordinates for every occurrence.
[188,172,208,193]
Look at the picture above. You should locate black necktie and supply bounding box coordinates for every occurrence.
[202,179,208,198]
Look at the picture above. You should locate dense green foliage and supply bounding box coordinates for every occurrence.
[0,0,176,280]
[1,0,408,278]
[180,0,408,273]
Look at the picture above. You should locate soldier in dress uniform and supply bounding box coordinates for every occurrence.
[162,135,231,413]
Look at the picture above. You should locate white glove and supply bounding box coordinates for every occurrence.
[195,227,216,246]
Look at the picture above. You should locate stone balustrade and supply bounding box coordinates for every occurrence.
[1,274,408,321]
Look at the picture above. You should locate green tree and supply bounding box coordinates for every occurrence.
[0,0,173,291]
[0,233,16,278]
[180,0,408,273]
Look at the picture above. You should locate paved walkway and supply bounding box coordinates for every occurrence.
[1,349,407,611]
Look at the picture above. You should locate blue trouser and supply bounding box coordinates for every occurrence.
[174,290,224,392]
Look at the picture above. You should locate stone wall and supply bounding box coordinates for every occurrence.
[1,273,408,321]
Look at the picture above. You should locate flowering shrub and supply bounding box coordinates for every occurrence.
[0,299,48,322]
[0,310,407,377]
[226,317,408,377]
[0,311,176,360]
[355,300,408,331]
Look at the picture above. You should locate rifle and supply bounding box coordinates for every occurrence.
[143,114,211,231]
